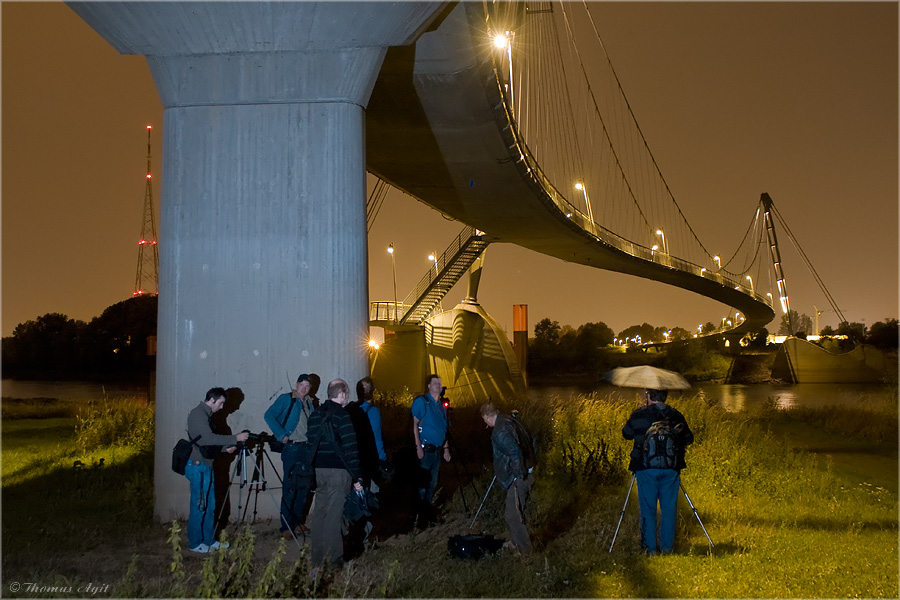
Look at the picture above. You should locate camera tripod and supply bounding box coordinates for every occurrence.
[210,441,293,542]
[608,473,714,552]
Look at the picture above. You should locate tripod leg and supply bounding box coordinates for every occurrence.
[680,482,714,549]
[608,473,636,552]
[469,476,496,530]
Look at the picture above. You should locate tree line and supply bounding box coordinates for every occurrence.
[527,315,898,378]
[2,295,158,381]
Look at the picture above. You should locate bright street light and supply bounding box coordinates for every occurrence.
[714,255,721,269]
[745,274,754,292]
[655,229,668,254]
[387,243,398,320]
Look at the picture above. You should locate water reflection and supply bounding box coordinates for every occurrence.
[529,381,898,413]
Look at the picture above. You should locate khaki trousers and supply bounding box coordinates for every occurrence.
[310,468,351,567]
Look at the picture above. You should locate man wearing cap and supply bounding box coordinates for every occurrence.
[622,388,693,554]
[265,374,316,538]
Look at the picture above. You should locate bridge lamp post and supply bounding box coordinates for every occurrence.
[575,182,595,224]
[493,31,514,110]
[714,255,721,270]
[655,229,668,254]
[745,275,754,293]
[387,244,398,321]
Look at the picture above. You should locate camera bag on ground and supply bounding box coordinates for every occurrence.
[642,406,679,469]
[447,534,504,559]
[172,434,201,475]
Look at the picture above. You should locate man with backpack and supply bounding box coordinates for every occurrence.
[480,403,537,556]
[622,388,694,555]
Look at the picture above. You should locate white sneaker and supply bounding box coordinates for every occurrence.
[210,541,229,550]
[190,543,210,554]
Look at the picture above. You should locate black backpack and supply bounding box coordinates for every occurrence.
[509,414,537,475]
[642,408,679,469]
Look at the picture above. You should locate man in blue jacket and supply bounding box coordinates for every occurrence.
[411,374,450,525]
[622,388,694,554]
[264,374,316,539]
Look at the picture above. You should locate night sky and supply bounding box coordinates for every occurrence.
[3,2,897,340]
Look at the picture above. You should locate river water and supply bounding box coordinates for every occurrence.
[1,379,149,404]
[529,381,898,412]
[3,378,896,413]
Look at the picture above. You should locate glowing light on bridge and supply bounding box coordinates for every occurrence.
[387,243,398,318]
[745,275,753,293]
[493,33,508,49]
[714,255,721,269]
[655,229,668,254]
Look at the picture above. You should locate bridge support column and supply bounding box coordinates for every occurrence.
[157,54,377,522]
[67,1,446,521]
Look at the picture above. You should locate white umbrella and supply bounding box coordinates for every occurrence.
[600,365,690,390]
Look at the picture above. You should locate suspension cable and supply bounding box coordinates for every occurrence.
[769,203,846,323]
[579,0,715,261]
[558,1,652,234]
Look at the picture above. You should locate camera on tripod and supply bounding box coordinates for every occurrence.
[237,430,277,451]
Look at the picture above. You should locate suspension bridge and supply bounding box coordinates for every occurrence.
[363,2,802,337]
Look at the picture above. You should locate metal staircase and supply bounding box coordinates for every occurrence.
[369,226,490,328]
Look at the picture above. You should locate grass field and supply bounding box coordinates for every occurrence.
[1,390,897,598]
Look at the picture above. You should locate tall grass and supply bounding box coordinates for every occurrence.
[2,390,897,598]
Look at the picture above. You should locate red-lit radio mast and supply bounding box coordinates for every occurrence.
[134,124,159,296]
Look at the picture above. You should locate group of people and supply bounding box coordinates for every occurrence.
[181,372,695,569]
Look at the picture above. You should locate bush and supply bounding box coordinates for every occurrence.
[75,399,154,454]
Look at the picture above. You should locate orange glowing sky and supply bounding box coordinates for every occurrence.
[3,2,897,338]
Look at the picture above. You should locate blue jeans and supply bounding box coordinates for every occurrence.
[417,449,441,503]
[635,469,680,553]
[186,462,216,548]
[280,442,313,532]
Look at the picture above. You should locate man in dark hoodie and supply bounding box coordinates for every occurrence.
[305,379,363,572]
[184,387,249,554]
[480,403,537,555]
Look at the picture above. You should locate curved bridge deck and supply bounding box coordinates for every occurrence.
[367,3,774,331]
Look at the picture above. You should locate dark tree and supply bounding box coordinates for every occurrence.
[866,319,898,350]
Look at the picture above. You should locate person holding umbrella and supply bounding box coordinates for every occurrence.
[606,366,694,555]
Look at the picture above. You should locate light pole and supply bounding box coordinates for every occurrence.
[576,182,595,224]
[655,229,668,254]
[745,275,754,293]
[494,31,514,111]
[387,243,398,321]
[713,255,721,270]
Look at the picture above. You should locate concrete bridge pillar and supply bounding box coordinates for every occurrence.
[67,1,446,521]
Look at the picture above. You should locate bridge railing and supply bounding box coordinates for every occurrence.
[369,301,412,323]
[489,63,774,311]
[400,225,478,308]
